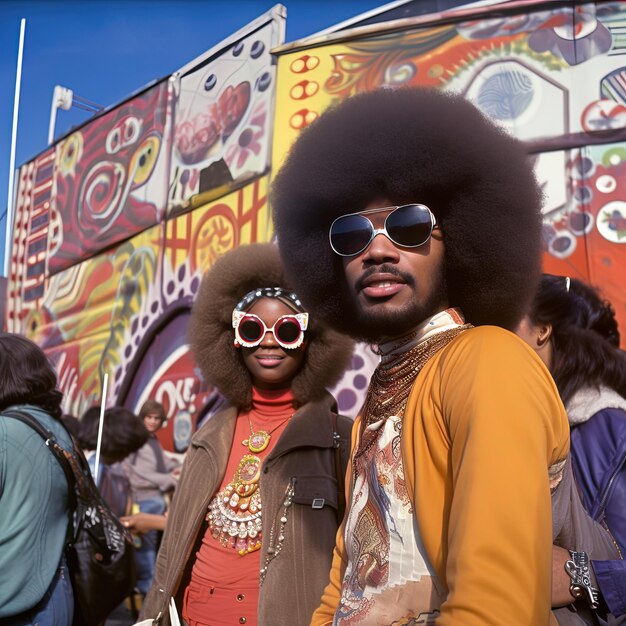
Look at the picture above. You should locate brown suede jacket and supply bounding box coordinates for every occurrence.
[142,391,352,626]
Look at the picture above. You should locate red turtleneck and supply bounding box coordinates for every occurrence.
[183,387,296,626]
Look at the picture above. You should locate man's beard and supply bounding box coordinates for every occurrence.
[345,265,449,344]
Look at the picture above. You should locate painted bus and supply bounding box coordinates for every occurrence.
[6,0,626,451]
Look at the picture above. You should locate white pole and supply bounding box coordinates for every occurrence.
[93,373,109,485]
[48,94,58,147]
[4,18,26,277]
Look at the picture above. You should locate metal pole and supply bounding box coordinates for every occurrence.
[47,93,58,146]
[93,372,109,485]
[4,18,26,277]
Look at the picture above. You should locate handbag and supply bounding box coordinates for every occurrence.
[133,597,181,626]
[4,409,136,626]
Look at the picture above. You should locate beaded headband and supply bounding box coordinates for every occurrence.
[234,287,305,314]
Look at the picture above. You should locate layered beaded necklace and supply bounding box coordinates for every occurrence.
[206,453,264,555]
[362,325,471,426]
[354,318,472,486]
[206,390,295,556]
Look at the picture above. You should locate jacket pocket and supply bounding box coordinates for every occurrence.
[291,474,338,511]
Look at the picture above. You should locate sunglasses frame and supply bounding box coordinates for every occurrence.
[329,203,438,257]
[232,310,309,350]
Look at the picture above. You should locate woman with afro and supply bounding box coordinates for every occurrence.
[142,243,354,626]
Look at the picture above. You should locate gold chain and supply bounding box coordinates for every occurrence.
[362,326,472,426]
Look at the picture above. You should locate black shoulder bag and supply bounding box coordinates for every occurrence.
[4,409,136,626]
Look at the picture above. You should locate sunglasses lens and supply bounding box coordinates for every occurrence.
[239,318,264,343]
[386,204,433,247]
[330,214,373,256]
[275,318,302,345]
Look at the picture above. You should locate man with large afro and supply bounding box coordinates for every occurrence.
[271,87,571,625]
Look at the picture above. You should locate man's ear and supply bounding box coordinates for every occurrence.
[537,324,552,348]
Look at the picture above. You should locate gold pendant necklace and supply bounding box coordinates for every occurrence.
[242,413,293,453]
[244,429,272,453]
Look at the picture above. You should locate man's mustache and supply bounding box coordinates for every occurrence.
[355,264,416,292]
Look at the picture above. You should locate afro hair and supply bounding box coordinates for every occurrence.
[188,242,354,409]
[271,87,544,332]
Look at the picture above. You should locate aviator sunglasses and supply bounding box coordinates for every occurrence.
[329,203,438,257]
[232,310,309,350]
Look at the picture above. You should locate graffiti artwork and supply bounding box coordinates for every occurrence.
[7,2,626,448]
[6,8,284,432]
[6,147,56,331]
[24,225,163,416]
[168,16,282,212]
[51,83,169,274]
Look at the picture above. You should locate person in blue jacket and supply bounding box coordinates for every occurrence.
[0,333,74,626]
[517,274,626,617]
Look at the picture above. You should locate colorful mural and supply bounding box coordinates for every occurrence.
[7,2,626,448]
[541,143,626,318]
[20,178,272,436]
[272,0,626,343]
[6,8,285,438]
[168,13,284,212]
[6,148,56,333]
[27,224,164,416]
[51,82,170,274]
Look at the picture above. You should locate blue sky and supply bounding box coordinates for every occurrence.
[0,0,386,275]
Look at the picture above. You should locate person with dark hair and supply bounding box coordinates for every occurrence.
[142,243,354,626]
[517,274,626,616]
[75,404,101,451]
[80,405,149,526]
[138,398,167,430]
[61,413,81,439]
[0,333,73,625]
[127,398,181,596]
[271,87,571,625]
[80,405,150,465]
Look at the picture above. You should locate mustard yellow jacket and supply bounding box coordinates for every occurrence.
[312,326,570,626]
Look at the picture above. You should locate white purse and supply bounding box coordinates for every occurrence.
[133,597,181,626]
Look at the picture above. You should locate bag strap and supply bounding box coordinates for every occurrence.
[2,409,78,509]
[331,412,346,523]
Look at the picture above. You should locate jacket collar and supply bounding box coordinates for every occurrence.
[265,391,338,463]
[189,392,339,459]
[566,385,626,425]
[191,405,238,452]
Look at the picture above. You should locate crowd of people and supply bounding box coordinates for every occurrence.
[0,86,625,626]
